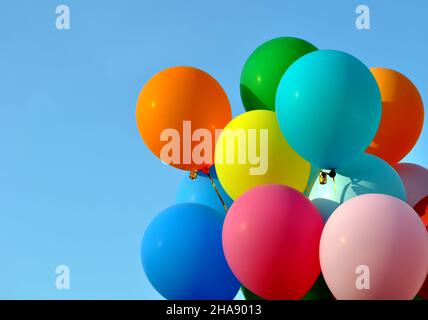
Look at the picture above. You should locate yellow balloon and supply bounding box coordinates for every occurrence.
[215,110,310,199]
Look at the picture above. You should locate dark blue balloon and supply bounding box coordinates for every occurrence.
[176,167,233,214]
[141,203,240,300]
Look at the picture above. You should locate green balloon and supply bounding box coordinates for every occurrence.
[242,287,264,300]
[242,274,333,300]
[240,37,317,111]
[302,274,334,300]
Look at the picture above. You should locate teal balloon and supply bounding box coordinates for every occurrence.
[276,50,381,170]
[304,165,321,196]
[176,166,232,214]
[309,154,407,221]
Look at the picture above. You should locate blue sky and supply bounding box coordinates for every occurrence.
[0,0,426,299]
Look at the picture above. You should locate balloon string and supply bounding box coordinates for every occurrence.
[206,171,229,213]
[330,170,337,194]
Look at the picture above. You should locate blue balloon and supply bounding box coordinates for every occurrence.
[141,203,240,300]
[309,154,407,221]
[276,50,381,170]
[176,166,233,214]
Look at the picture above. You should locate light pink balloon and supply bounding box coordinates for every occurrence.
[395,163,428,207]
[320,193,428,300]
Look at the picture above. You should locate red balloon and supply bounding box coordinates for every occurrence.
[222,184,324,300]
[415,195,428,299]
[414,195,428,231]
[420,276,428,300]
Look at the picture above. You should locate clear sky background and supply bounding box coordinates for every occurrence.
[0,0,427,299]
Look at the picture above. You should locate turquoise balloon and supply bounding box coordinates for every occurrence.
[176,166,232,214]
[276,50,381,170]
[309,154,407,221]
[304,165,321,196]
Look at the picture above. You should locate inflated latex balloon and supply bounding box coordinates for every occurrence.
[136,66,232,172]
[304,165,322,196]
[310,154,406,221]
[320,194,428,300]
[215,110,310,200]
[223,184,323,300]
[276,50,381,170]
[302,274,334,300]
[142,203,240,300]
[415,195,428,300]
[243,275,334,300]
[395,163,428,207]
[242,287,264,301]
[240,37,317,111]
[414,195,428,231]
[367,68,424,165]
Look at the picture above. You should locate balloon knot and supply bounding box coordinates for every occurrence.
[319,171,328,185]
[319,169,337,185]
[189,170,198,181]
[201,166,210,175]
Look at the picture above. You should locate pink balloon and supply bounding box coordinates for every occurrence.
[395,163,428,207]
[222,184,323,300]
[320,193,428,300]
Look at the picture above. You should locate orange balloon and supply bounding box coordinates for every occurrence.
[367,68,424,165]
[136,66,232,171]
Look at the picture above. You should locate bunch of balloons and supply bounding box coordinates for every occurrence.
[136,37,428,300]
